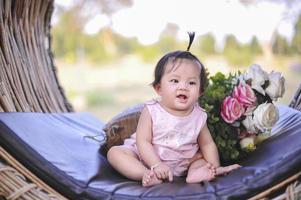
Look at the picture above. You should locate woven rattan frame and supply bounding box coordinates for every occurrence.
[0,0,73,112]
[273,180,301,200]
[289,83,301,111]
[0,147,67,200]
[250,172,301,200]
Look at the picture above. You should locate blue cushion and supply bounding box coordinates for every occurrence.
[0,105,301,199]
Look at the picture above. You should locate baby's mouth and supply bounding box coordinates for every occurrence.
[177,94,188,100]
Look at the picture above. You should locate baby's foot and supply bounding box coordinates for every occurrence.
[142,170,162,187]
[186,163,216,183]
[216,164,241,176]
[188,152,203,165]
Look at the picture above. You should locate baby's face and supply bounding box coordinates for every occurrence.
[155,59,201,116]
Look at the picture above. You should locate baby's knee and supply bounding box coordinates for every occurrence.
[107,146,121,161]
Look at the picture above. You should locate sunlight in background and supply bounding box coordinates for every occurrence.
[54,0,295,45]
[111,0,289,45]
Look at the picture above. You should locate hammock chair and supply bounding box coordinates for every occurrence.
[1,1,301,199]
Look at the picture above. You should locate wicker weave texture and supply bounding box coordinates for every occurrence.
[103,103,144,151]
[0,161,61,200]
[0,146,67,200]
[0,0,72,113]
[289,83,301,111]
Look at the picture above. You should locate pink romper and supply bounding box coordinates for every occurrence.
[122,100,207,176]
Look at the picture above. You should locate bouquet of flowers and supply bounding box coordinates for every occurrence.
[199,64,285,164]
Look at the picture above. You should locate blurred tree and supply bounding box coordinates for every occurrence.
[240,0,301,57]
[250,36,263,55]
[82,28,141,64]
[73,0,133,24]
[114,34,139,56]
[157,23,180,54]
[82,33,109,64]
[223,34,253,66]
[95,0,133,22]
[136,44,160,62]
[292,14,301,54]
[157,37,178,54]
[199,33,216,55]
[272,31,291,55]
[84,0,134,59]
[160,23,179,37]
[52,3,87,63]
[52,0,134,65]
[133,23,182,63]
[224,34,240,51]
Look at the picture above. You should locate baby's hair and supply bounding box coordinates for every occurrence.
[151,32,207,95]
[186,32,195,51]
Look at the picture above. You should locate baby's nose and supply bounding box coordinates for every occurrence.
[178,82,188,90]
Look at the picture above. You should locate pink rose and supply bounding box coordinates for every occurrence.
[233,83,256,108]
[221,96,244,123]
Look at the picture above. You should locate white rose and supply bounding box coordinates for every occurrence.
[253,103,279,132]
[242,115,258,134]
[243,64,268,95]
[240,136,256,150]
[265,71,285,100]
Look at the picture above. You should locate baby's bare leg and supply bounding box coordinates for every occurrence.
[186,159,216,183]
[107,146,162,186]
[107,146,147,180]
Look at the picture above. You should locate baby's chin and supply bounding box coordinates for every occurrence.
[172,104,194,115]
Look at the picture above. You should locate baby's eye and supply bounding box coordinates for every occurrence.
[189,81,196,85]
[170,79,179,83]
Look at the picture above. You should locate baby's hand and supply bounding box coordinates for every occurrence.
[151,162,173,182]
[216,164,241,176]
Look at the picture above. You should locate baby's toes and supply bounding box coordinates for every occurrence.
[209,171,216,180]
[211,167,217,175]
[209,163,216,170]
[142,179,148,186]
[227,165,239,172]
[233,164,241,169]
[211,167,216,175]
[205,162,214,170]
[142,177,148,185]
[142,173,151,185]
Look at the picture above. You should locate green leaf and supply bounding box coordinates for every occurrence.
[230,150,239,159]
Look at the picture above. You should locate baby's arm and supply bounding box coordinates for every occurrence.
[136,107,173,181]
[198,123,220,167]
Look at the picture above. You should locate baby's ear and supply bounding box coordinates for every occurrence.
[199,91,203,97]
[154,84,161,94]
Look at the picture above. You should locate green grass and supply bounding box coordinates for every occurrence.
[86,90,115,106]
